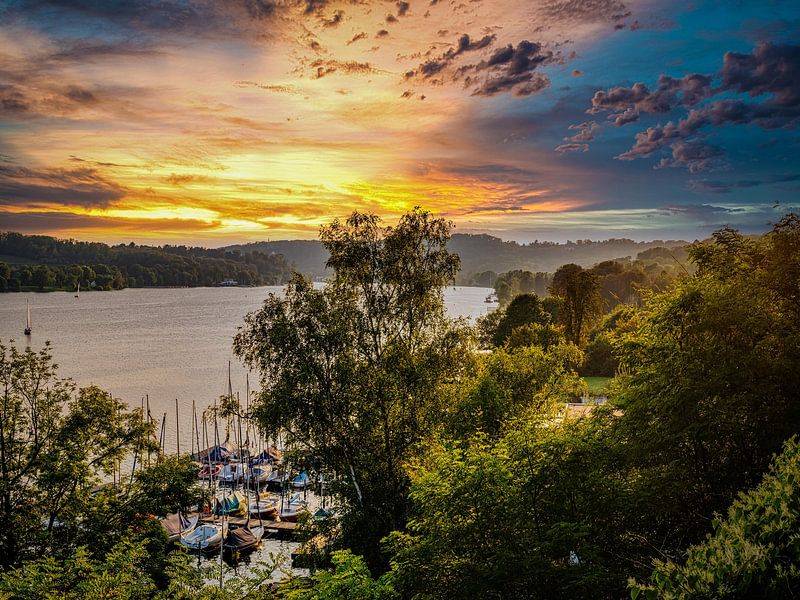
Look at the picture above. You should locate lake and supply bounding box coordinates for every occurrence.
[0,285,497,453]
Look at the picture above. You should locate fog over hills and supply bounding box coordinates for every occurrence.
[227,233,690,282]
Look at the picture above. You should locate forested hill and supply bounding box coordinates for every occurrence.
[0,232,292,291]
[228,233,689,282]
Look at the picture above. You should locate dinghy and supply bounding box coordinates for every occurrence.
[249,496,279,519]
[198,463,222,480]
[279,494,309,523]
[222,524,265,555]
[160,512,199,541]
[214,490,247,516]
[180,523,226,551]
[219,463,247,485]
[246,464,271,487]
[291,471,310,490]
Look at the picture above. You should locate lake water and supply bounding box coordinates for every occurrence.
[0,286,496,453]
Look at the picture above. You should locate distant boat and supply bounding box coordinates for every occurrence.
[74,282,80,298]
[24,300,31,335]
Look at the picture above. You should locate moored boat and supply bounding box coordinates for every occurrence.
[219,463,247,485]
[249,496,279,519]
[291,471,310,490]
[180,523,226,551]
[160,512,199,541]
[246,464,271,487]
[222,524,265,554]
[214,490,247,516]
[279,494,309,522]
[198,463,222,480]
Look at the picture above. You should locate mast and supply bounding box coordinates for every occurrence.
[175,398,180,456]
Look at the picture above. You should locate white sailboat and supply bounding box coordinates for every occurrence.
[24,300,31,335]
[74,282,80,298]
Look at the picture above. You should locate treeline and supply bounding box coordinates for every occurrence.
[222,234,689,282]
[0,232,294,291]
[477,247,689,376]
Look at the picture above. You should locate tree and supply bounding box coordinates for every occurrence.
[387,413,626,600]
[0,341,154,568]
[234,209,473,568]
[550,264,603,346]
[608,214,800,580]
[631,436,800,599]
[488,293,550,347]
[280,550,395,600]
[446,343,583,439]
[31,264,54,290]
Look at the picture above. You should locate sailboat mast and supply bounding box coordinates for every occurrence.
[175,398,180,456]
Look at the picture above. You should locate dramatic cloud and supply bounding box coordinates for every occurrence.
[405,33,496,80]
[579,42,800,170]
[0,166,126,208]
[465,40,556,97]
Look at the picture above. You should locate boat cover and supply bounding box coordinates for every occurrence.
[225,527,259,549]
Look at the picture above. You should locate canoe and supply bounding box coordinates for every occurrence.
[161,513,199,541]
[180,523,226,551]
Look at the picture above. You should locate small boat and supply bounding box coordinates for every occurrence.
[180,523,226,552]
[198,463,222,480]
[313,507,333,522]
[249,496,279,519]
[279,494,309,523]
[160,512,198,542]
[24,300,31,336]
[214,490,247,516]
[291,471,310,490]
[246,464,272,487]
[74,282,80,298]
[219,463,247,485]
[223,524,265,554]
[249,450,275,466]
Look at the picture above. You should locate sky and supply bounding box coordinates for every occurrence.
[0,0,798,245]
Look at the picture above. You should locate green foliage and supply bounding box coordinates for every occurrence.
[235,209,474,568]
[280,550,395,600]
[0,538,156,600]
[550,264,603,346]
[487,294,550,347]
[388,415,626,599]
[608,214,800,579]
[631,436,800,599]
[0,341,169,569]
[493,270,551,306]
[447,344,583,439]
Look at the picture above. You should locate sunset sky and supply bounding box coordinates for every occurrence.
[0,0,798,244]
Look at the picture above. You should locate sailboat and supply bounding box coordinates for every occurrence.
[74,282,80,298]
[24,301,31,335]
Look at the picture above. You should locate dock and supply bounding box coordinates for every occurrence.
[192,512,299,538]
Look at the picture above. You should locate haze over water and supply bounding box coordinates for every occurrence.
[0,286,495,453]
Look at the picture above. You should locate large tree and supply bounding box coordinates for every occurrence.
[234,209,473,567]
[0,341,155,569]
[550,264,603,345]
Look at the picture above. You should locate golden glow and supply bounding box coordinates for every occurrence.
[0,0,635,243]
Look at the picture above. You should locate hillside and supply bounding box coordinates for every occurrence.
[229,234,690,282]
